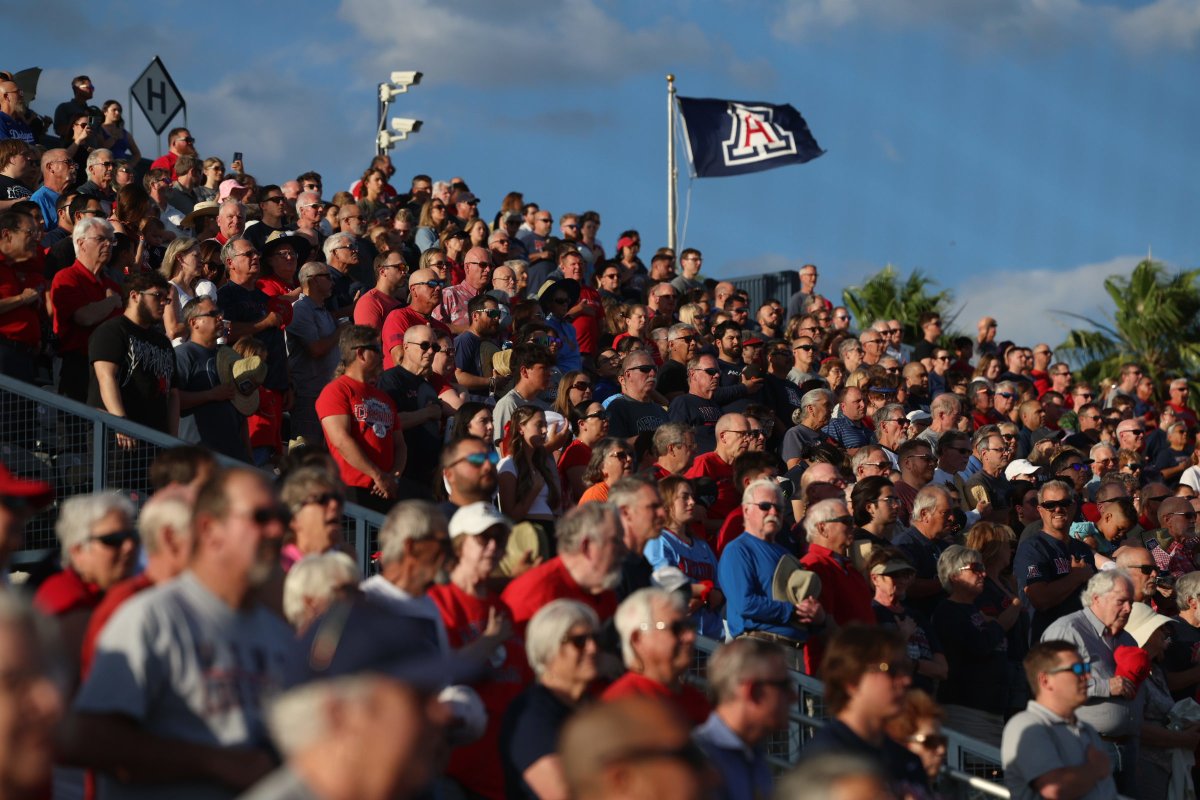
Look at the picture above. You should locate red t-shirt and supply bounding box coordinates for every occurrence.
[800,543,876,672]
[315,375,398,488]
[79,573,154,678]
[50,261,121,355]
[247,385,284,454]
[715,508,746,558]
[501,556,618,633]
[685,452,737,522]
[573,286,602,357]
[0,256,46,346]
[381,305,452,369]
[33,569,102,616]
[353,288,403,331]
[428,583,532,800]
[600,672,710,726]
[558,439,592,502]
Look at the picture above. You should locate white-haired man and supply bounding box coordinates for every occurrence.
[1041,568,1140,794]
[601,587,709,725]
[66,468,295,797]
[719,479,825,672]
[322,231,362,319]
[800,498,875,671]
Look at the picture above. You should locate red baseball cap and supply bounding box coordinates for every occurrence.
[0,462,53,508]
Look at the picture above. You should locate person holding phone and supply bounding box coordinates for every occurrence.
[97,101,140,162]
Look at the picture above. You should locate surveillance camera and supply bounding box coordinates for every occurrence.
[390,118,423,134]
[389,71,423,87]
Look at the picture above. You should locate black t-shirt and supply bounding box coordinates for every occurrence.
[217,282,288,391]
[717,357,743,387]
[174,341,248,461]
[87,315,177,433]
[378,365,441,487]
[1165,619,1200,700]
[911,340,937,363]
[802,718,930,798]
[243,221,282,251]
[657,359,687,397]
[667,393,721,453]
[873,601,943,695]
[500,684,574,800]
[607,395,667,439]
[0,174,31,201]
[932,598,1008,714]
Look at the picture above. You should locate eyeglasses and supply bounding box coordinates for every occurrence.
[671,335,697,344]
[411,280,444,290]
[638,618,695,636]
[1123,463,1144,471]
[866,660,914,677]
[407,341,441,353]
[248,505,292,526]
[82,235,114,244]
[824,515,854,526]
[885,417,910,427]
[626,365,656,374]
[303,491,344,507]
[580,411,608,422]
[1046,661,1092,677]
[907,733,948,750]
[562,631,598,650]
[1039,500,1073,511]
[465,260,490,268]
[571,381,592,391]
[1118,430,1145,437]
[1058,463,1088,473]
[1167,511,1199,521]
[751,501,782,513]
[609,451,634,462]
[192,310,224,320]
[905,453,935,462]
[90,529,138,548]
[233,250,259,259]
[958,563,987,574]
[450,451,500,468]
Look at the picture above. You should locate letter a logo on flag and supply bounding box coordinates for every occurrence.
[677,96,824,178]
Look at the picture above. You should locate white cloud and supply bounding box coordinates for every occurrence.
[956,254,1142,349]
[337,0,735,87]
[772,0,1200,53]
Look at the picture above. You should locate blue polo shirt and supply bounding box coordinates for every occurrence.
[1013,531,1094,643]
[693,712,773,800]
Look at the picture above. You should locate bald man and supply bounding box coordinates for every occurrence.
[686,413,752,535]
[976,316,998,358]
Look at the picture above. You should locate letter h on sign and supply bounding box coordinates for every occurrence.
[130,56,186,136]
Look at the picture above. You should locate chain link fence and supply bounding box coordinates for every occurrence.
[0,373,383,577]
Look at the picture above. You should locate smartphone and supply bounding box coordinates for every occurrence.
[233,151,243,164]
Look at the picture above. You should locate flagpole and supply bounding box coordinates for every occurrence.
[666,74,677,253]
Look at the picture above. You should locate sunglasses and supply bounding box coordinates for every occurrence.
[453,451,500,468]
[1058,463,1088,473]
[408,341,442,353]
[1128,564,1159,575]
[671,335,697,344]
[571,381,593,391]
[580,411,608,422]
[958,563,987,574]
[609,451,634,461]
[867,660,915,677]
[626,365,656,374]
[250,505,292,526]
[639,618,696,636]
[825,515,854,525]
[752,501,782,513]
[1168,511,1199,521]
[304,491,344,507]
[91,529,138,548]
[1039,500,1073,511]
[1046,661,1092,677]
[694,367,720,376]
[411,280,445,289]
[562,631,598,650]
[907,733,948,750]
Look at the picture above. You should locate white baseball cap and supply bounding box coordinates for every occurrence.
[449,502,511,539]
[1005,458,1042,481]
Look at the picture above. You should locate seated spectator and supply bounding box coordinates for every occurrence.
[867,547,947,695]
[800,498,876,672]
[602,587,709,725]
[500,599,600,800]
[577,437,634,505]
[558,401,608,503]
[884,689,949,787]
[278,467,344,571]
[686,412,753,536]
[849,476,900,573]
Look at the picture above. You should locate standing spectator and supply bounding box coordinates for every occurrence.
[800,625,930,797]
[1014,480,1096,642]
[31,148,75,230]
[694,638,793,800]
[287,262,344,443]
[217,236,290,400]
[497,405,561,528]
[353,251,406,330]
[213,199,246,245]
[645,475,723,638]
[718,479,825,670]
[1001,641,1117,800]
[885,691,949,787]
[378,324,446,490]
[50,216,122,401]
[602,587,709,725]
[577,438,634,505]
[65,468,295,798]
[500,599,601,800]
[278,467,344,571]
[501,503,623,633]
[438,437,499,517]
[316,326,406,511]
[321,231,363,319]
[0,209,45,383]
[453,294,502,396]
[606,351,668,441]
[823,386,874,454]
[148,126,196,180]
[434,245,491,333]
[0,78,36,145]
[932,545,1016,747]
[174,297,248,460]
[610,475,668,598]
[892,485,956,616]
[1041,569,1140,795]
[34,490,138,685]
[88,271,179,438]
[686,413,753,535]
[492,343,555,447]
[800,499,876,672]
[667,354,724,453]
[381,267,451,369]
[867,548,948,695]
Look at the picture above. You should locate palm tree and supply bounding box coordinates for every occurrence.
[1057,259,1200,403]
[841,264,957,342]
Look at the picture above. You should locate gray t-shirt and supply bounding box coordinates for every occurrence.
[286,295,339,395]
[1001,700,1117,800]
[75,571,297,800]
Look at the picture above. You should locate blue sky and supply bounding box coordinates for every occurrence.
[8,0,1198,347]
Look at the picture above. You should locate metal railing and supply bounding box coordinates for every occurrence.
[688,636,1009,799]
[0,373,384,576]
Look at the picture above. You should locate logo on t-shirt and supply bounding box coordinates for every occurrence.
[354,398,394,439]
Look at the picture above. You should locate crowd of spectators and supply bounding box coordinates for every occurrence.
[3,70,1200,800]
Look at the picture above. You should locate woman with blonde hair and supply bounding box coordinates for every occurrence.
[158,237,213,342]
[415,197,450,252]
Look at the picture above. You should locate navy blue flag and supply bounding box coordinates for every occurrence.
[677,96,824,178]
